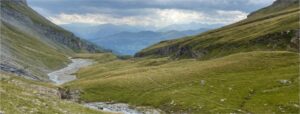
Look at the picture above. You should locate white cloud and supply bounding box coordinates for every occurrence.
[247,0,275,5]
[48,9,248,28]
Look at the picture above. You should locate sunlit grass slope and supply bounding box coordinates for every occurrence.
[0,73,110,114]
[135,3,299,59]
[66,51,299,113]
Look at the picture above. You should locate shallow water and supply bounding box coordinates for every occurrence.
[85,102,162,114]
[48,59,162,114]
[47,59,94,85]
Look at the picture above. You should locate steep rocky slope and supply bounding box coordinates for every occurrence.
[135,0,299,59]
[0,0,103,81]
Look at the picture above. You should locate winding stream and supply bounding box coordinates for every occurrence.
[47,58,162,114]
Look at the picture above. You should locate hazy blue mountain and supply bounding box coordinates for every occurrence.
[92,29,209,55]
[61,23,213,55]
[158,23,223,32]
[61,23,152,40]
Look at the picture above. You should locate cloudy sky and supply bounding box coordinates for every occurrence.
[27,0,275,29]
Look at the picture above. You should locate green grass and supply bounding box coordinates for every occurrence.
[0,73,110,114]
[1,1,299,114]
[248,1,299,18]
[66,51,299,113]
[73,53,117,63]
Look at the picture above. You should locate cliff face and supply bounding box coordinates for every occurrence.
[0,0,103,80]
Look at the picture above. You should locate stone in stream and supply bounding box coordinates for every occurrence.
[85,102,162,114]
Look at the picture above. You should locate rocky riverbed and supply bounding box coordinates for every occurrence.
[48,58,163,114]
[48,59,94,85]
[85,102,162,114]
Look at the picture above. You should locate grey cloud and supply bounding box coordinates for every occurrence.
[28,0,274,17]
[27,0,274,28]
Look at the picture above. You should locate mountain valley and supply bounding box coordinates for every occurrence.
[0,0,299,114]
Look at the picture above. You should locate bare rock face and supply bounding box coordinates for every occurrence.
[58,88,81,102]
[173,46,205,59]
[290,29,300,52]
[135,44,180,57]
[0,64,38,80]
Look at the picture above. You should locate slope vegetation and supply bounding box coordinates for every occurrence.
[0,0,103,80]
[0,73,108,114]
[135,0,299,59]
[65,0,300,113]
[67,51,299,113]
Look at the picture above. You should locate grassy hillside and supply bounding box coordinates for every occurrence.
[0,73,110,114]
[135,1,299,59]
[0,0,104,80]
[66,51,299,113]
[63,1,300,113]
[248,0,299,18]
[1,0,299,114]
[1,0,101,53]
[1,21,70,80]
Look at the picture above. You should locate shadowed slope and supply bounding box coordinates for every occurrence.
[0,0,104,80]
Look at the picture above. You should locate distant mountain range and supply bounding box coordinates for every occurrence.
[62,24,213,55]
[61,23,152,40]
[92,29,209,55]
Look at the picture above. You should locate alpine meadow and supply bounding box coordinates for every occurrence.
[0,0,299,114]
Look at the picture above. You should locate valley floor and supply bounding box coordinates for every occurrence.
[64,51,299,114]
[1,51,299,114]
